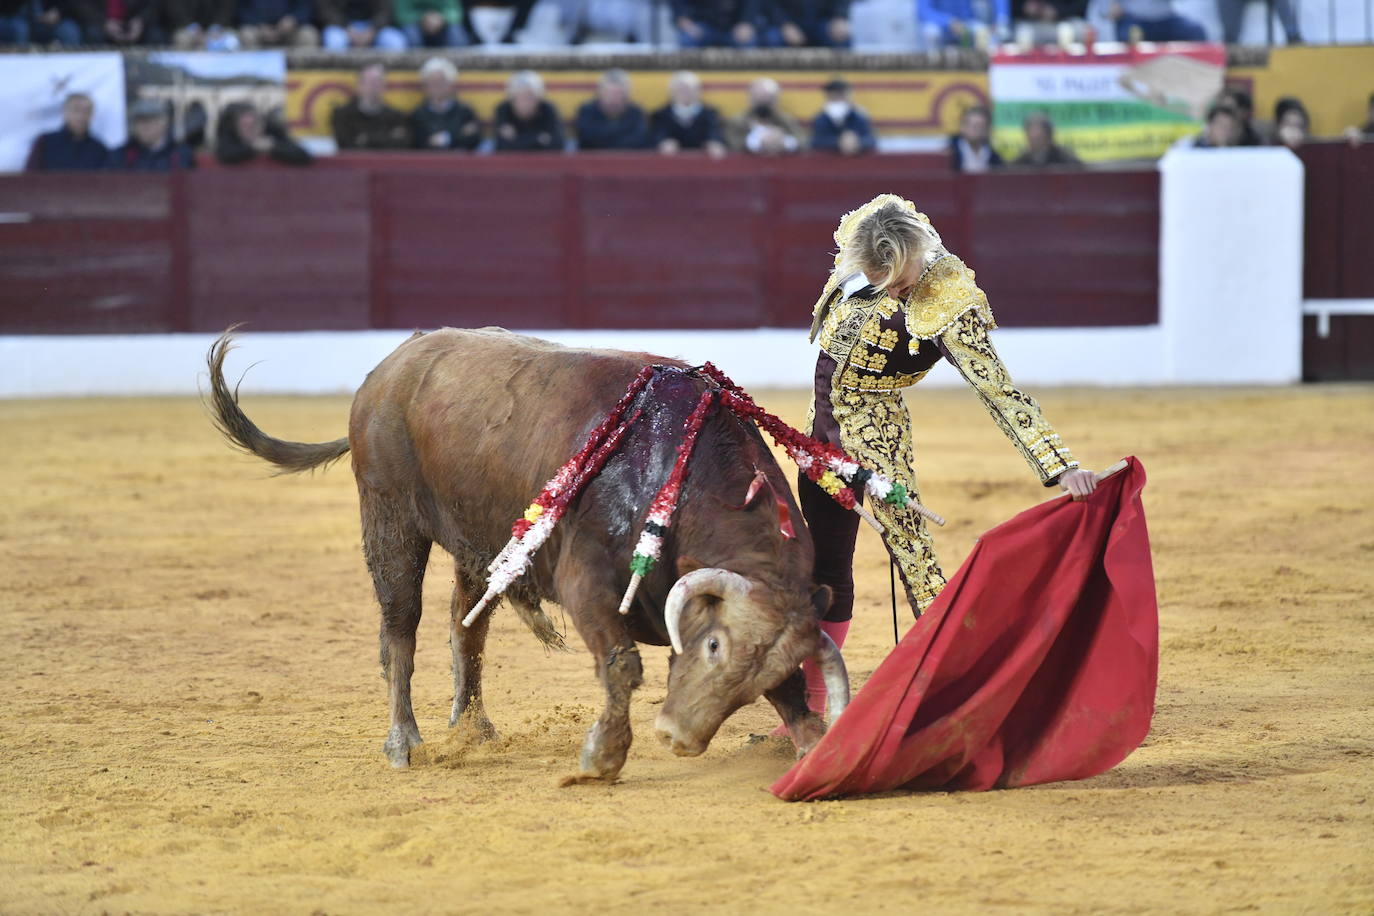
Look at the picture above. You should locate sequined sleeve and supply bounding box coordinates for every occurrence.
[936,310,1079,486]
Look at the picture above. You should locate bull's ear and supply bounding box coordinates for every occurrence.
[810,585,834,618]
[676,555,704,578]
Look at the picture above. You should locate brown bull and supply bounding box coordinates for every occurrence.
[206,327,848,782]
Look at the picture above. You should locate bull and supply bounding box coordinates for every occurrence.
[206,327,848,782]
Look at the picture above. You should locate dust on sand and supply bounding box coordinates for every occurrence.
[1,386,1371,914]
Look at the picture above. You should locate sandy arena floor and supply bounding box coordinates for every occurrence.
[1,382,1372,914]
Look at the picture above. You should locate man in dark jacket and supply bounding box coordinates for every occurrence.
[331,62,411,149]
[759,0,849,46]
[109,99,196,171]
[1011,111,1081,167]
[809,77,875,155]
[649,70,726,157]
[26,94,108,171]
[493,70,564,152]
[671,0,760,47]
[1,0,84,44]
[949,105,1003,172]
[410,57,481,151]
[574,68,649,151]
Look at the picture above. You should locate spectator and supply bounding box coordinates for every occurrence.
[949,105,1003,172]
[1188,102,1241,148]
[236,0,320,46]
[1217,0,1300,44]
[393,0,466,46]
[1011,110,1080,166]
[26,93,107,171]
[725,77,804,156]
[920,0,1010,47]
[1098,0,1205,42]
[216,102,312,165]
[1013,0,1086,45]
[810,77,875,156]
[2,0,83,45]
[1343,92,1374,145]
[317,0,406,49]
[559,0,651,43]
[78,0,167,44]
[493,70,564,152]
[410,57,481,151]
[672,0,759,47]
[759,0,849,46]
[109,99,195,171]
[1272,96,1310,150]
[331,63,411,150]
[650,70,726,158]
[463,0,533,42]
[575,69,650,151]
[1219,87,1262,145]
[170,0,239,49]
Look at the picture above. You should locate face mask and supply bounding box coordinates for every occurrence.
[824,101,851,122]
[672,103,701,122]
[752,103,774,118]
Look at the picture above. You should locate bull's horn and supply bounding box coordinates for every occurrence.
[813,631,850,722]
[664,568,752,654]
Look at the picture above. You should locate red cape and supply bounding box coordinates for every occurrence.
[772,457,1157,801]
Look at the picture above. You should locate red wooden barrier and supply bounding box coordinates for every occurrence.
[0,154,1169,336]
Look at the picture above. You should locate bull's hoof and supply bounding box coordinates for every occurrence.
[448,713,499,744]
[382,725,423,769]
[558,772,620,788]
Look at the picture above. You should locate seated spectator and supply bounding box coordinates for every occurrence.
[170,0,240,49]
[1187,102,1241,148]
[236,0,320,46]
[26,93,107,171]
[1218,0,1300,44]
[216,102,312,165]
[410,57,481,151]
[672,0,760,48]
[2,0,83,45]
[109,99,195,170]
[575,69,650,151]
[1012,0,1085,45]
[318,0,406,49]
[1011,111,1080,166]
[393,0,466,46]
[559,0,651,43]
[759,0,849,46]
[331,63,411,150]
[809,77,875,156]
[1272,96,1310,150]
[463,0,533,43]
[1343,92,1374,145]
[650,70,726,158]
[494,71,564,152]
[80,0,168,44]
[920,0,1010,47]
[725,77,804,156]
[949,105,1003,172]
[1218,87,1262,145]
[1098,0,1205,42]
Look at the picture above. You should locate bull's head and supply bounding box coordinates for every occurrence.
[653,567,848,757]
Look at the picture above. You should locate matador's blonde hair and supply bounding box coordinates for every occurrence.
[836,201,941,290]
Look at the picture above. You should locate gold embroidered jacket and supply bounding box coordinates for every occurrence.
[808,196,1079,486]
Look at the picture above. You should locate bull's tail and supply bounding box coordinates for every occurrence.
[205,329,351,475]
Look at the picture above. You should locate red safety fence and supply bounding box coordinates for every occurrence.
[0,154,1160,335]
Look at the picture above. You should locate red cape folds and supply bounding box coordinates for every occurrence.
[771,457,1157,801]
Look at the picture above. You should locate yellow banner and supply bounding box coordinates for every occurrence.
[286,68,991,138]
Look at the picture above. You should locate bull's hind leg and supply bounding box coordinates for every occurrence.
[448,567,498,742]
[360,490,432,768]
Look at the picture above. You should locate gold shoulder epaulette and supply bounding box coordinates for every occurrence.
[904,256,997,343]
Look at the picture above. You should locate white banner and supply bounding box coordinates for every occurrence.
[0,53,127,173]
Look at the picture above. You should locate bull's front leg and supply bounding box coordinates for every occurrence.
[764,669,826,756]
[561,642,643,786]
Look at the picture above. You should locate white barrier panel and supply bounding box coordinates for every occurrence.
[0,326,1167,398]
[1158,147,1305,384]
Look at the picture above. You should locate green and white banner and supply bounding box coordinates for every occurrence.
[990,44,1227,162]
